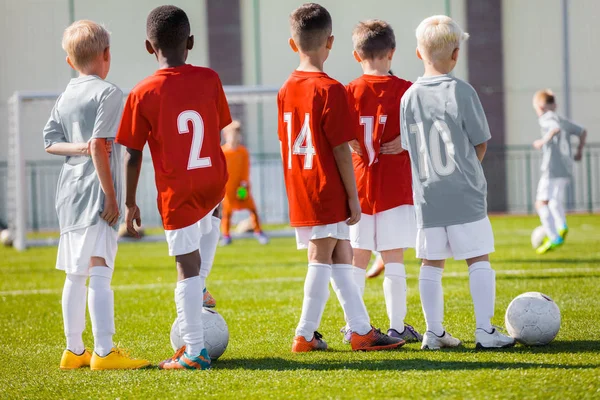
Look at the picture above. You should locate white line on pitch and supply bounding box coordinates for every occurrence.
[0,266,597,297]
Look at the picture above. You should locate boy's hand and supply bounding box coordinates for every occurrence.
[348,139,363,156]
[533,139,544,150]
[574,150,583,161]
[125,204,142,238]
[101,195,120,227]
[86,140,112,156]
[380,136,405,155]
[346,196,361,226]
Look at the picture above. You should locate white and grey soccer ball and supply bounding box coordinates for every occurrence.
[531,226,547,249]
[0,229,14,247]
[505,292,561,346]
[170,308,229,360]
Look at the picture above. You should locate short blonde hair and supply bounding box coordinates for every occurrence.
[416,15,468,62]
[352,19,395,60]
[533,89,555,106]
[62,20,110,70]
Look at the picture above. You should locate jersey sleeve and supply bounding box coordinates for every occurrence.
[561,118,585,137]
[322,84,354,148]
[92,86,124,139]
[460,84,492,146]
[215,75,232,130]
[43,95,66,149]
[116,91,150,151]
[400,97,410,151]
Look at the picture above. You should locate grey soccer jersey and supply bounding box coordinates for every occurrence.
[538,111,584,179]
[400,75,491,228]
[43,76,123,234]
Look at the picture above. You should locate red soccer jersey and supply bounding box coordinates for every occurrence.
[346,74,413,215]
[277,71,354,227]
[116,65,232,230]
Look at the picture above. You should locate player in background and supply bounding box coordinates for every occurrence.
[278,3,404,352]
[400,15,515,350]
[532,90,587,254]
[221,120,269,246]
[116,5,231,370]
[336,20,421,343]
[44,20,149,370]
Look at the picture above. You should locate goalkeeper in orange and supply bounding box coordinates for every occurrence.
[221,120,269,246]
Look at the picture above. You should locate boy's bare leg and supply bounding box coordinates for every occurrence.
[175,250,205,355]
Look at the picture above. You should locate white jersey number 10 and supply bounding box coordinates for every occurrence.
[178,110,212,170]
[409,121,456,180]
[283,112,316,170]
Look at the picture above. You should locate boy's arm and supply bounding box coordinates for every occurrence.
[90,139,119,226]
[533,127,560,150]
[461,84,492,157]
[332,143,360,225]
[46,141,112,157]
[574,130,587,161]
[124,148,143,238]
[475,142,487,162]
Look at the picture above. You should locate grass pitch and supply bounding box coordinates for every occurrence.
[0,214,599,399]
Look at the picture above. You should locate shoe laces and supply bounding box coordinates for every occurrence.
[113,347,132,358]
[313,331,324,341]
[404,324,418,336]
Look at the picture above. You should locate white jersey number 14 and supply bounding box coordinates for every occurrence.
[283,112,316,170]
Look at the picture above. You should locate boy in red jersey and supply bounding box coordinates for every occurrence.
[278,3,403,352]
[116,5,231,370]
[338,20,422,343]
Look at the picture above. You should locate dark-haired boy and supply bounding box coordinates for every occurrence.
[278,3,404,352]
[116,5,231,370]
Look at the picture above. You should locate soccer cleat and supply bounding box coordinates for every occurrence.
[387,324,423,343]
[536,236,564,254]
[254,231,269,245]
[60,349,92,370]
[421,331,462,350]
[90,348,150,370]
[220,235,232,246]
[366,257,385,279]
[475,327,516,349]
[558,226,569,241]
[350,327,405,351]
[292,331,328,352]
[203,287,216,308]
[159,347,211,370]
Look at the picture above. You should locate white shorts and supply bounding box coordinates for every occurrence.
[56,219,118,276]
[536,177,569,202]
[165,211,216,256]
[416,217,495,261]
[350,205,416,252]
[295,222,350,250]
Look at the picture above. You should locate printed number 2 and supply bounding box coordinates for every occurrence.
[359,115,387,166]
[178,110,211,170]
[409,121,456,179]
[283,112,316,169]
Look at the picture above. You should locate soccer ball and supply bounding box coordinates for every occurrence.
[530,226,547,249]
[505,292,561,346]
[0,229,14,247]
[170,308,229,360]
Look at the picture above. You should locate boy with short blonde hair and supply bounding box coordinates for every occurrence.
[532,89,587,254]
[278,3,403,352]
[44,20,149,370]
[339,19,421,343]
[400,15,515,349]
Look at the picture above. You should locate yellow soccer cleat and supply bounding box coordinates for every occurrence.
[60,349,92,370]
[90,348,150,370]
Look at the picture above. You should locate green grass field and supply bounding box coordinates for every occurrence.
[1,214,599,399]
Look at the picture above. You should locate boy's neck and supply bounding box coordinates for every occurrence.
[296,52,325,73]
[76,67,103,79]
[155,49,188,69]
[422,60,454,77]
[360,58,390,77]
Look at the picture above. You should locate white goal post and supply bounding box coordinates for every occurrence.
[7,86,280,251]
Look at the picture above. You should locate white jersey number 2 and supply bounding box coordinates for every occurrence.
[283,112,316,169]
[409,121,456,179]
[178,110,212,170]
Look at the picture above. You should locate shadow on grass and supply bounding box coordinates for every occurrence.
[500,258,600,265]
[499,274,600,281]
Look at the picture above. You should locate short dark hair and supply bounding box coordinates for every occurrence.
[146,5,190,50]
[352,20,396,60]
[289,3,332,51]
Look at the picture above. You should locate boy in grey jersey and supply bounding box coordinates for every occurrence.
[400,15,515,350]
[43,20,148,370]
[532,89,587,254]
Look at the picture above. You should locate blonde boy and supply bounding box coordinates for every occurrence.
[44,20,148,370]
[532,90,587,254]
[277,3,403,352]
[400,16,515,349]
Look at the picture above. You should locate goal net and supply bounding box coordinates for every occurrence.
[6,86,282,250]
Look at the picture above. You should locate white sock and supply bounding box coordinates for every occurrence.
[538,205,559,241]
[468,261,495,332]
[296,263,331,340]
[199,216,221,281]
[548,199,566,230]
[62,274,87,354]
[88,267,114,357]
[353,266,366,296]
[175,276,205,356]
[419,266,444,336]
[384,263,407,332]
[331,264,371,335]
